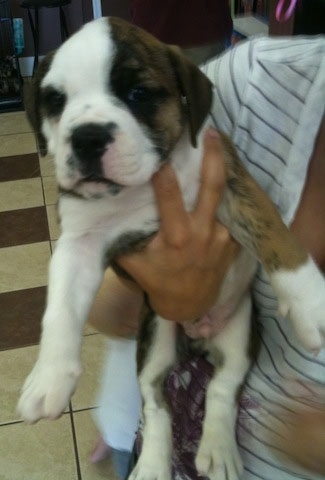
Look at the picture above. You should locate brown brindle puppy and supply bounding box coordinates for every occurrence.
[18,17,325,480]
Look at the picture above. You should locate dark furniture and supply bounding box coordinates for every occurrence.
[0,0,23,111]
[20,0,71,74]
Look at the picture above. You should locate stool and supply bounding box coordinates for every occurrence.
[21,0,71,75]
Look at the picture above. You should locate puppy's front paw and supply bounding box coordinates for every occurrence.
[196,424,243,480]
[17,357,82,423]
[272,258,325,354]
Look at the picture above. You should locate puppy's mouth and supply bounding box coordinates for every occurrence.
[74,173,124,197]
[81,174,121,187]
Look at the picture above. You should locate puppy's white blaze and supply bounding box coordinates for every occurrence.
[40,18,115,182]
[270,256,325,352]
[42,18,112,94]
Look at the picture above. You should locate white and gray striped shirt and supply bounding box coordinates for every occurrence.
[202,36,325,480]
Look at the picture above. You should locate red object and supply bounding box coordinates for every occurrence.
[130,0,233,48]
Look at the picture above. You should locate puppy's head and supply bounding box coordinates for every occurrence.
[25,17,212,198]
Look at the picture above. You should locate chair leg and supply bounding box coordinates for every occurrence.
[59,6,69,41]
[27,7,39,75]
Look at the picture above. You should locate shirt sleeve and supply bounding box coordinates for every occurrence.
[202,36,325,225]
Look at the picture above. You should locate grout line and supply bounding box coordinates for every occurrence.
[71,405,98,414]
[39,154,48,208]
[0,419,24,427]
[0,409,72,428]
[69,403,83,480]
[0,130,33,137]
[38,152,56,248]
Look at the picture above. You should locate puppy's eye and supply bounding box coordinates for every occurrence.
[127,86,151,103]
[41,87,66,117]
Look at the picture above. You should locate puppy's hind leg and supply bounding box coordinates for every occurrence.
[129,315,177,480]
[219,135,325,353]
[196,293,251,480]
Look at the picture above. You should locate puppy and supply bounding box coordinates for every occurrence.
[18,17,325,480]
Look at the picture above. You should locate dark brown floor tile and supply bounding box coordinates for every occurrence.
[0,153,40,182]
[0,206,50,248]
[0,286,46,350]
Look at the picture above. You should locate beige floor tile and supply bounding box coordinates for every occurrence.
[47,204,61,240]
[0,178,44,212]
[0,132,37,156]
[39,153,56,177]
[0,345,39,424]
[0,112,31,136]
[0,415,77,480]
[42,176,59,205]
[73,409,119,480]
[72,334,106,411]
[0,242,51,294]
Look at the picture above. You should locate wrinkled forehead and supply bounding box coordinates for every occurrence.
[42,17,174,93]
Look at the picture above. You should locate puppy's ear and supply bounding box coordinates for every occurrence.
[23,52,55,156]
[168,45,213,147]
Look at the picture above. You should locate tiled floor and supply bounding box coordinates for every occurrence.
[0,110,119,480]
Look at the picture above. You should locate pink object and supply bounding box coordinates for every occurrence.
[275,0,298,22]
[89,437,111,463]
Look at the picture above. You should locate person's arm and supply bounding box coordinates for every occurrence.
[88,268,144,337]
[118,129,239,323]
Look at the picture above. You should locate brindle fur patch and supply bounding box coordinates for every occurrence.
[109,17,185,159]
[219,133,308,272]
[108,17,212,152]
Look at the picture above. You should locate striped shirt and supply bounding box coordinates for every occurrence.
[201,37,325,480]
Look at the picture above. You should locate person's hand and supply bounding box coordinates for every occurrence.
[269,393,325,476]
[117,129,239,323]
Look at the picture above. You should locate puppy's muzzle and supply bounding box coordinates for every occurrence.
[71,122,116,178]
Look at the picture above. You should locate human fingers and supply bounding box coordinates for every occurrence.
[194,128,226,225]
[151,162,190,246]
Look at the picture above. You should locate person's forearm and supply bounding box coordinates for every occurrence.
[88,268,143,337]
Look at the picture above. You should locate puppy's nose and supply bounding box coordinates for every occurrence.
[71,122,116,160]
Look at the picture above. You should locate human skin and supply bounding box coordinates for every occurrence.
[89,129,239,336]
[88,119,325,474]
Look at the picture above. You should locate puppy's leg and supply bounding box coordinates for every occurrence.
[196,293,251,480]
[17,235,105,423]
[129,315,176,480]
[219,135,325,353]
